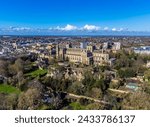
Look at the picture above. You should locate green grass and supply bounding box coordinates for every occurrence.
[25,69,47,78]
[69,102,86,110]
[37,105,54,110]
[0,84,21,94]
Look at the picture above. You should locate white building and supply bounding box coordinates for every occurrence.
[112,42,121,50]
[80,42,87,49]
[134,46,150,54]
[103,42,108,49]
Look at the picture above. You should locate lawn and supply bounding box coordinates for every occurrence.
[25,69,47,78]
[0,84,21,94]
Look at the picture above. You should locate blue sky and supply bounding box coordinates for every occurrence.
[0,0,150,35]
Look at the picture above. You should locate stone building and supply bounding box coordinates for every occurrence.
[93,51,109,65]
[56,45,66,60]
[56,44,110,65]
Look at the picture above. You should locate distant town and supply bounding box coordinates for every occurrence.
[1,35,150,110]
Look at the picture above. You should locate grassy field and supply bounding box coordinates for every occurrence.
[0,84,21,94]
[69,102,86,110]
[25,69,47,78]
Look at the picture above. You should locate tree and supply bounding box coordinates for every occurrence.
[122,92,150,110]
[5,94,18,110]
[114,50,135,69]
[14,58,24,73]
[0,60,8,77]
[16,71,27,90]
[90,87,103,99]
[61,79,71,92]
[8,58,25,76]
[132,58,144,74]
[86,103,105,110]
[144,70,150,81]
[27,79,45,92]
[0,93,18,110]
[103,93,121,110]
[82,71,96,91]
[79,98,91,106]
[118,68,136,78]
[18,88,42,110]
[68,81,84,95]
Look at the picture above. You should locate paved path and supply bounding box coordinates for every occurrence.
[67,93,110,105]
[47,87,111,105]
[108,88,130,94]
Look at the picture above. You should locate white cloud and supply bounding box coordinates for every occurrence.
[82,24,100,31]
[64,24,77,31]
[111,28,128,32]
[54,26,61,30]
[118,28,124,31]
[104,27,109,30]
[54,24,77,31]
[0,25,129,34]
[112,28,117,31]
[50,25,128,32]
[8,26,31,31]
[118,28,128,31]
